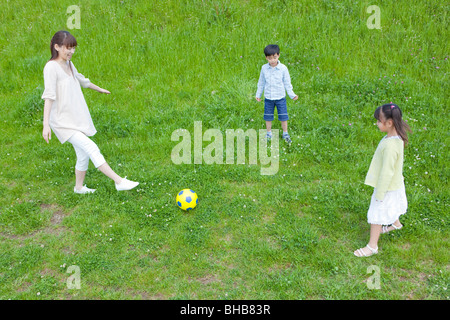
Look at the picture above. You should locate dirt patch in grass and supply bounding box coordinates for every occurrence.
[0,203,72,241]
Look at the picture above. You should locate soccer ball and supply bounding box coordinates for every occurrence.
[176,189,198,211]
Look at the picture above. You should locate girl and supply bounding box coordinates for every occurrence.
[354,103,411,257]
[42,30,139,193]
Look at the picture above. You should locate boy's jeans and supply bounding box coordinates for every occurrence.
[263,97,289,121]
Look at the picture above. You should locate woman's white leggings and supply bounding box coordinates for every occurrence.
[67,131,106,171]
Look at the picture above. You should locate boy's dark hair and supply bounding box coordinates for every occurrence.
[264,44,280,56]
[374,103,412,145]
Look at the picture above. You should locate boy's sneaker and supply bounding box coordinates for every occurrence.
[266,132,272,141]
[74,185,96,194]
[115,177,139,191]
[283,133,292,144]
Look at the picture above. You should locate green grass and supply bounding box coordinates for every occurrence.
[0,0,448,300]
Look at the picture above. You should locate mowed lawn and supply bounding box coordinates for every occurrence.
[0,0,448,300]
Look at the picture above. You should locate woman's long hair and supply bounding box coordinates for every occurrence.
[49,30,77,61]
[48,31,77,76]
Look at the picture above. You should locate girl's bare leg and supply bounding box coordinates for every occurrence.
[354,224,382,256]
[368,224,382,249]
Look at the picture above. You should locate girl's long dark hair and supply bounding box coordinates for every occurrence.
[374,103,412,145]
[49,31,77,76]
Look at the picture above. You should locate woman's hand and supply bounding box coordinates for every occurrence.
[89,83,110,94]
[98,88,111,94]
[43,125,51,143]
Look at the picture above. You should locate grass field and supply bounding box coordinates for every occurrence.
[0,0,448,300]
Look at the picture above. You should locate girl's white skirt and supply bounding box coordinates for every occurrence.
[367,185,407,225]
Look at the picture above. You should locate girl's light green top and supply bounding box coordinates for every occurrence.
[364,136,404,201]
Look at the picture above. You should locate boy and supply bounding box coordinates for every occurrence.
[255,44,298,143]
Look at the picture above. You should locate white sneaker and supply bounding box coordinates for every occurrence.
[74,185,96,194]
[115,177,139,191]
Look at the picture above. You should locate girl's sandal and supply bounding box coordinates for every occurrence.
[381,223,403,234]
[354,244,378,257]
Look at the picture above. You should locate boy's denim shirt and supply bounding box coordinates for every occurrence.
[256,61,296,100]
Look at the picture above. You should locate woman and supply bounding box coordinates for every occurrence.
[42,30,139,193]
